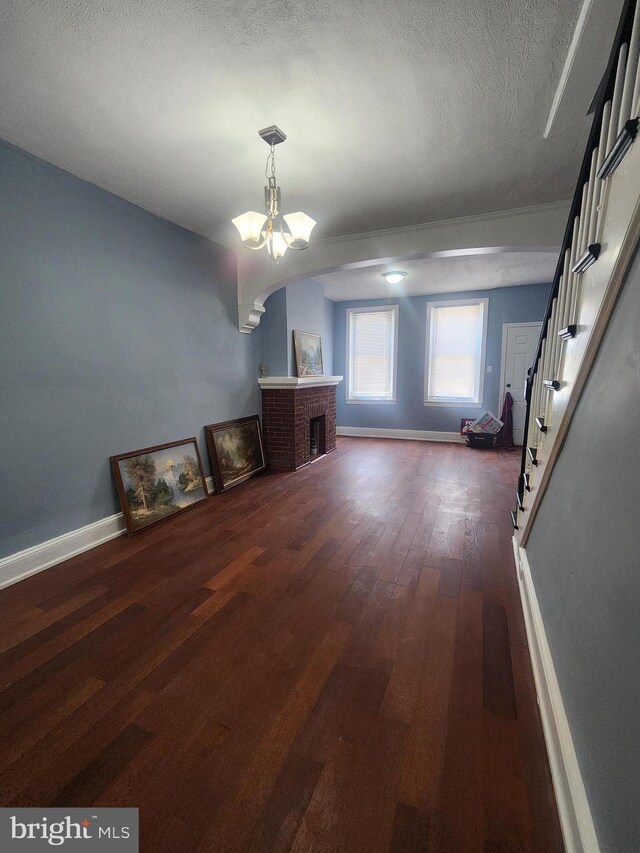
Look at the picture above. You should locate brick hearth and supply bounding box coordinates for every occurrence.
[260,378,341,470]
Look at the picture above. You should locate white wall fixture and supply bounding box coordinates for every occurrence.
[231,126,316,263]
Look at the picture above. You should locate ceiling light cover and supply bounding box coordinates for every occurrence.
[383,271,407,285]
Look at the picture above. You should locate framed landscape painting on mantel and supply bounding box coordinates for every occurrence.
[205,415,266,493]
[110,438,208,533]
[293,330,324,377]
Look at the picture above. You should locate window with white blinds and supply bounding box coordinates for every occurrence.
[424,299,488,405]
[346,305,399,403]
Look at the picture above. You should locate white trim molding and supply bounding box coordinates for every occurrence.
[543,0,624,140]
[512,539,600,853]
[237,201,568,332]
[258,375,343,390]
[0,476,216,590]
[0,514,126,591]
[543,0,595,138]
[238,303,265,335]
[337,426,464,443]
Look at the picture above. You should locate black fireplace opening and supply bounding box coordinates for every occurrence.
[309,415,327,459]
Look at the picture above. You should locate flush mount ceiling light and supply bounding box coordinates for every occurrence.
[382,271,407,285]
[231,125,317,263]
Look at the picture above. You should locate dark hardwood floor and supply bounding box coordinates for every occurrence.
[0,437,563,852]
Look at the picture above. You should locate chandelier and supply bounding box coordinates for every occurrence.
[231,125,316,263]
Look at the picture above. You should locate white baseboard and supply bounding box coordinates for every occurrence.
[512,539,600,853]
[336,426,464,443]
[0,476,216,591]
[0,513,126,591]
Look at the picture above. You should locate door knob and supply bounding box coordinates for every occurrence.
[506,383,511,388]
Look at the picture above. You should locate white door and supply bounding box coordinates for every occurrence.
[499,323,542,445]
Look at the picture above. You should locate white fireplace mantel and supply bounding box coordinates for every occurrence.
[258,375,343,390]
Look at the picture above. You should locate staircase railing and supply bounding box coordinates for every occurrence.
[514,0,640,541]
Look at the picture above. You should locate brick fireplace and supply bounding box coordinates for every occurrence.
[258,376,343,470]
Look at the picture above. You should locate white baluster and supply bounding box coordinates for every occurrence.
[608,43,628,153]
[548,299,560,380]
[531,369,542,447]
[555,273,566,351]
[582,148,599,252]
[570,191,588,326]
[595,101,613,240]
[546,301,557,380]
[576,183,589,259]
[537,338,548,428]
[563,217,580,329]
[556,250,571,342]
[529,369,538,446]
[621,4,640,128]
[545,293,560,379]
[633,44,640,116]
[547,300,563,430]
[543,303,558,420]
[526,374,535,454]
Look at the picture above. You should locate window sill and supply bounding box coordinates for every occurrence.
[423,400,483,408]
[346,398,397,405]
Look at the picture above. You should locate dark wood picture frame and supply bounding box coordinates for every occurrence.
[110,437,208,534]
[293,329,324,377]
[204,414,266,493]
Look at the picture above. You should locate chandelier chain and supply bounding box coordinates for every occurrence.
[265,144,276,181]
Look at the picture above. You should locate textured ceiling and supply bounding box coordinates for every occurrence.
[0,0,589,242]
[316,251,559,300]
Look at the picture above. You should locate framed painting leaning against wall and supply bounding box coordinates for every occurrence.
[205,415,266,493]
[110,437,208,534]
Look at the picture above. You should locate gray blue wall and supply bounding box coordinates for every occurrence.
[0,139,260,558]
[251,288,289,376]
[526,253,640,853]
[253,277,333,377]
[323,295,334,377]
[286,278,333,376]
[332,283,551,432]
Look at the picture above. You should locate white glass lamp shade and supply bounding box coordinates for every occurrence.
[283,211,316,247]
[266,229,289,261]
[383,271,407,285]
[231,211,268,244]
